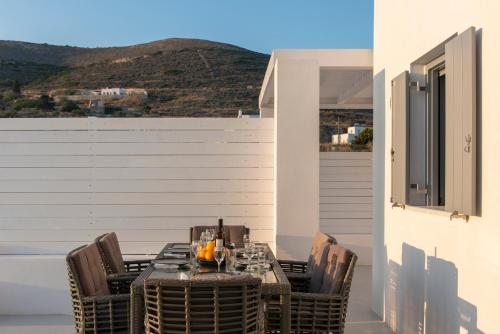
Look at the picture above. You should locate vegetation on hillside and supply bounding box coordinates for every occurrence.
[0,38,269,118]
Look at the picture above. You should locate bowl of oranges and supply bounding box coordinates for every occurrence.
[196,240,223,267]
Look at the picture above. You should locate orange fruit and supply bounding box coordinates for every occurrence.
[206,241,215,250]
[205,249,215,261]
[197,248,206,260]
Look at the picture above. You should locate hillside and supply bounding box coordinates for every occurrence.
[0,38,269,117]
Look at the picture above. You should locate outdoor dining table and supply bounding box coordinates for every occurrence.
[129,242,291,334]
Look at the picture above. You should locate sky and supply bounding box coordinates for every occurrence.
[0,0,373,54]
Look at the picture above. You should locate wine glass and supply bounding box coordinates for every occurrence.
[191,240,200,264]
[244,242,255,269]
[243,234,250,248]
[214,247,225,272]
[200,232,207,247]
[256,246,266,272]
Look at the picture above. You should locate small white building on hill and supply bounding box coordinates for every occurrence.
[100,88,148,97]
[101,88,127,96]
[332,124,366,144]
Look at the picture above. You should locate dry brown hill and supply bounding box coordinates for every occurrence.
[0,38,269,117]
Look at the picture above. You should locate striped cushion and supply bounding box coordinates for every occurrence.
[71,244,109,296]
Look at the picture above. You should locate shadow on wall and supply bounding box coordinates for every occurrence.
[385,243,485,334]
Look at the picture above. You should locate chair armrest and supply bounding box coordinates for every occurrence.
[277,259,308,273]
[291,291,344,302]
[286,272,311,292]
[82,293,130,304]
[107,272,139,294]
[107,272,140,282]
[124,259,151,272]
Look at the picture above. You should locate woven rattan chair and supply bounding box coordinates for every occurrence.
[277,231,336,292]
[190,225,250,247]
[66,244,130,334]
[144,274,263,333]
[95,232,151,293]
[268,244,357,334]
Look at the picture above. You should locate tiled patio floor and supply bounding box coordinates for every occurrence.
[0,265,392,334]
[344,266,393,334]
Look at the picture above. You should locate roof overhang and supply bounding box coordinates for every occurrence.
[259,49,373,110]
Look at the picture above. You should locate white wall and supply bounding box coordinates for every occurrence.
[320,152,372,265]
[373,1,500,333]
[0,118,274,315]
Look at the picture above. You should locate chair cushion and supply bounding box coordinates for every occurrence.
[307,232,335,292]
[319,244,353,294]
[99,232,125,274]
[71,244,110,296]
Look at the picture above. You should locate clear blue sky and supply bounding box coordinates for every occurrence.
[0,0,373,54]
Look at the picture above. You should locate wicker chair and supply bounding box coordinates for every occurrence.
[95,232,151,293]
[278,231,336,292]
[190,225,250,247]
[66,244,130,334]
[267,244,357,333]
[144,274,263,333]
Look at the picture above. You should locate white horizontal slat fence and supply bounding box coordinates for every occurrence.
[320,152,372,264]
[0,118,274,256]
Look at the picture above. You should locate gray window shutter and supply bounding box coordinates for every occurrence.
[445,27,477,216]
[391,71,410,205]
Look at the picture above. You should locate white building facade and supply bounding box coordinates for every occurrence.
[101,88,126,96]
[372,1,500,333]
[100,88,147,97]
[332,125,366,144]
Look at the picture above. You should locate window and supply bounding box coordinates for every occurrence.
[391,27,478,218]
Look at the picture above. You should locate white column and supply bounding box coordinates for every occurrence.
[274,58,320,260]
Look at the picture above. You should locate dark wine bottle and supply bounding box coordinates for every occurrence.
[216,217,225,247]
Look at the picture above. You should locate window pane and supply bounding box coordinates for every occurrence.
[438,73,446,206]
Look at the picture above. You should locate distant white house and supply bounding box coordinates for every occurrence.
[100,88,148,97]
[101,88,127,96]
[332,124,366,144]
[237,109,259,118]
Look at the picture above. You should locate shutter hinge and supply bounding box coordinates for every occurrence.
[450,211,469,222]
[409,81,427,92]
[392,202,405,209]
[464,134,472,153]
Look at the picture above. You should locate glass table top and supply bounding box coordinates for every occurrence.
[146,243,279,285]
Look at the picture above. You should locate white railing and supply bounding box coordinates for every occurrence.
[0,118,275,256]
[0,117,274,315]
[320,152,372,264]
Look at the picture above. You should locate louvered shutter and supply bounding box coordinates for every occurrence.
[445,27,477,216]
[391,71,410,205]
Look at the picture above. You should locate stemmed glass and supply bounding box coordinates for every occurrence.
[243,234,250,250]
[208,228,216,241]
[214,247,225,272]
[243,235,255,270]
[200,232,207,247]
[191,240,200,265]
[204,229,211,242]
[256,246,266,272]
